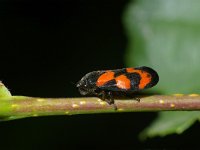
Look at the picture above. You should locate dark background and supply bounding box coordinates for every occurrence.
[0,0,199,149]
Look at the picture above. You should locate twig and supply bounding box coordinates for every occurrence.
[0,94,200,120]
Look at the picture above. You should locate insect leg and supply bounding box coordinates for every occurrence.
[98,90,106,100]
[98,91,117,110]
[106,91,114,105]
[134,97,140,102]
[107,91,117,110]
[126,93,140,102]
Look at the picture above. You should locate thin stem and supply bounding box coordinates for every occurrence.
[0,94,200,120]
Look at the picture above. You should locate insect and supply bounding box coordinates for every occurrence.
[76,66,159,109]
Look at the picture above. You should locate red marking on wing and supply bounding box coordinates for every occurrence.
[115,75,131,89]
[126,68,152,89]
[96,71,115,87]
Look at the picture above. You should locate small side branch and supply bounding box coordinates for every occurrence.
[0,94,200,120]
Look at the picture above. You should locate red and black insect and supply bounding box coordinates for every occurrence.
[77,66,159,108]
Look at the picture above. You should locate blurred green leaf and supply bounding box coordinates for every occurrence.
[139,111,200,140]
[123,0,200,138]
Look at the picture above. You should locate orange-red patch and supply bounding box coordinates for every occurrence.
[96,71,115,86]
[97,68,152,89]
[126,68,151,89]
[115,75,131,89]
[126,68,135,73]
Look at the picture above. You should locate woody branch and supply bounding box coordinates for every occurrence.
[1,94,200,121]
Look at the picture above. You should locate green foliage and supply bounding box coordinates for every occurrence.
[123,0,200,138]
[139,111,200,140]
